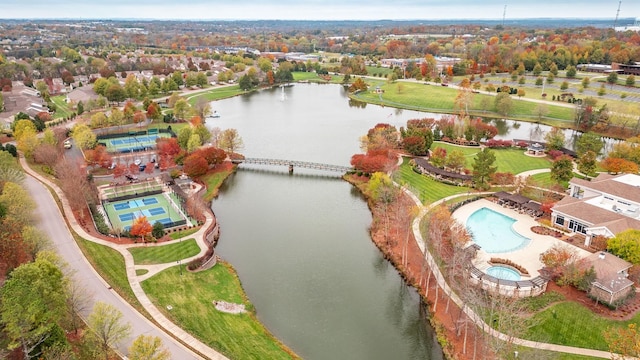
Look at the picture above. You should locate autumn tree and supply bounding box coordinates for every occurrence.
[350,149,395,174]
[550,155,574,183]
[183,153,209,178]
[128,335,171,360]
[54,160,93,219]
[86,302,132,360]
[197,146,227,166]
[604,323,640,359]
[601,157,639,175]
[368,172,399,247]
[544,126,566,151]
[540,243,578,280]
[608,229,640,264]
[219,128,244,154]
[71,123,97,150]
[445,149,466,173]
[575,132,604,157]
[430,147,447,168]
[472,148,496,190]
[494,92,513,116]
[0,254,67,359]
[577,150,597,177]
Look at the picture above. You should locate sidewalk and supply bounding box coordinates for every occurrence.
[20,156,228,360]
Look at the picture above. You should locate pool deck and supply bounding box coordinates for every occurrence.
[452,199,592,279]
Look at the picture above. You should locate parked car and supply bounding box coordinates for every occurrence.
[139,164,146,172]
[63,140,72,149]
[134,159,142,166]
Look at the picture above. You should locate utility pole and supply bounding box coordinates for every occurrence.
[614,1,622,29]
[502,5,507,27]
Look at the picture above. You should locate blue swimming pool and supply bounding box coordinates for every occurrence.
[466,207,530,253]
[486,266,521,281]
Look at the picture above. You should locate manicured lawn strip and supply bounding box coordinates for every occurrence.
[75,236,141,308]
[141,263,298,360]
[129,239,200,265]
[169,227,200,240]
[201,168,234,201]
[395,157,470,204]
[429,142,551,174]
[51,95,73,119]
[525,301,639,350]
[292,71,321,81]
[366,66,394,76]
[187,85,244,105]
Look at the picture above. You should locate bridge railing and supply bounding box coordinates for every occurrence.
[237,158,352,173]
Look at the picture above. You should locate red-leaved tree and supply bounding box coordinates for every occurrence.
[183,153,209,178]
[350,149,396,174]
[130,216,153,243]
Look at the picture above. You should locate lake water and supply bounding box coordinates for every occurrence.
[209,84,443,360]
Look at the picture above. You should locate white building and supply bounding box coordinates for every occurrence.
[551,173,640,247]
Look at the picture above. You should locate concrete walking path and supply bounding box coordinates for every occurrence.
[20,156,229,360]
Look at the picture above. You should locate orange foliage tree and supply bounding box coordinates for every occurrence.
[601,157,639,174]
[130,216,153,243]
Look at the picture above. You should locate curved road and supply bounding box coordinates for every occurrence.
[24,175,202,359]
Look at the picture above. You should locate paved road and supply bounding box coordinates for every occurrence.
[24,175,201,359]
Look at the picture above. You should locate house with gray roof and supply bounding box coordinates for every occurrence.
[551,173,640,247]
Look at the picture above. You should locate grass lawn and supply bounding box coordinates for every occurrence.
[128,239,200,265]
[353,81,576,124]
[187,85,244,105]
[201,168,234,201]
[429,142,552,174]
[292,71,321,81]
[169,227,200,240]
[141,263,298,360]
[525,301,639,351]
[394,157,471,204]
[75,235,141,308]
[366,66,394,76]
[51,95,73,119]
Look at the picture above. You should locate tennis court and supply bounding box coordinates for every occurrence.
[100,132,171,153]
[103,193,186,231]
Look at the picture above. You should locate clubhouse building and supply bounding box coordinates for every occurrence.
[551,173,640,247]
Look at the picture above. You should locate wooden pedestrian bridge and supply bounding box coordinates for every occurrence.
[234,158,352,173]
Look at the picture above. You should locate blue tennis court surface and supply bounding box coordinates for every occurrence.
[143,197,158,205]
[114,203,130,211]
[148,207,165,216]
[119,213,135,221]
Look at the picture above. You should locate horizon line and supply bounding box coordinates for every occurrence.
[0,16,632,22]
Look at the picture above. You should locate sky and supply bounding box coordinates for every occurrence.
[0,0,639,21]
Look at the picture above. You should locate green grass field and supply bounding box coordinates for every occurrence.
[75,236,141,309]
[141,263,298,360]
[187,85,244,105]
[201,169,234,201]
[525,301,640,351]
[428,142,551,174]
[394,157,471,204]
[51,95,73,119]
[129,239,200,265]
[353,81,576,124]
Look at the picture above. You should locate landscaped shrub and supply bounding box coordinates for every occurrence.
[547,149,563,160]
[486,139,513,148]
[89,203,110,235]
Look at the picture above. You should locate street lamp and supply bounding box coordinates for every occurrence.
[177,260,182,276]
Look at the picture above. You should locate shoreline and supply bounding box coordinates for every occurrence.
[344,173,475,360]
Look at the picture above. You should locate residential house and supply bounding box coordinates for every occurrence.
[551,173,640,247]
[585,251,633,305]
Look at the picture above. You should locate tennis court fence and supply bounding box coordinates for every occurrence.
[104,189,163,203]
